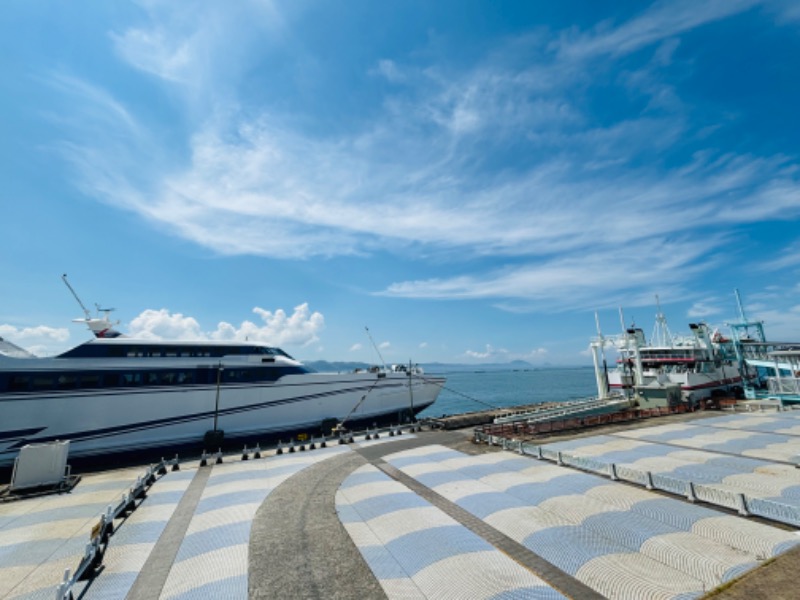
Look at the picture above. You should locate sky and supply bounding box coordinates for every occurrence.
[1,0,799,365]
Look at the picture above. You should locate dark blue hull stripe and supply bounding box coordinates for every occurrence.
[0,427,47,441]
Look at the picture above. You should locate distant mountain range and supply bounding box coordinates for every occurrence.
[301,359,589,373]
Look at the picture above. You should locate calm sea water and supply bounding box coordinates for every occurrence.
[417,367,598,418]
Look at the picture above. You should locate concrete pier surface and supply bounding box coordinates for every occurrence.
[3,409,800,599]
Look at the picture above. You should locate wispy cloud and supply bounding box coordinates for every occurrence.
[687,300,723,318]
[47,0,800,313]
[553,0,762,61]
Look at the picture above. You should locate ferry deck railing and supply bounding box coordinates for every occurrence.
[768,376,800,397]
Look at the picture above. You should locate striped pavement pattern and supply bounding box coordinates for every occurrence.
[614,421,800,463]
[544,434,800,507]
[0,466,149,600]
[337,463,566,599]
[158,445,349,600]
[701,412,800,436]
[383,445,800,600]
[77,469,196,600]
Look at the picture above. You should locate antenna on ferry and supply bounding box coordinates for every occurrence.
[594,311,610,396]
[652,294,674,347]
[364,326,387,371]
[62,274,91,320]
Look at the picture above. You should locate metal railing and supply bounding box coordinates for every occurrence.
[472,435,800,528]
[55,457,178,600]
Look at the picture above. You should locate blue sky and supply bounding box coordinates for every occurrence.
[1,0,799,364]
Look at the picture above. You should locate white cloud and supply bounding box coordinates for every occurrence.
[378,341,391,350]
[419,341,428,349]
[464,344,509,361]
[0,325,71,356]
[48,1,800,314]
[687,301,722,318]
[761,241,800,271]
[349,343,363,352]
[127,303,324,347]
[524,348,549,360]
[554,0,762,61]
[128,309,204,340]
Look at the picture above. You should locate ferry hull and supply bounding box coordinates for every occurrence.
[0,373,444,468]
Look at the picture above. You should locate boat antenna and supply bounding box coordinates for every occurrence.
[595,311,610,395]
[62,273,91,319]
[734,288,748,323]
[364,326,387,370]
[652,294,674,347]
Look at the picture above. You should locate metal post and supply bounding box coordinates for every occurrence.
[213,363,223,431]
[408,360,415,416]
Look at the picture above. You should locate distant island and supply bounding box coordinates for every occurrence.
[302,359,591,373]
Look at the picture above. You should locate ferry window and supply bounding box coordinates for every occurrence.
[146,372,160,385]
[103,373,119,387]
[160,372,176,385]
[176,371,192,384]
[81,374,101,388]
[32,375,55,390]
[9,375,30,392]
[58,375,78,389]
[121,373,142,386]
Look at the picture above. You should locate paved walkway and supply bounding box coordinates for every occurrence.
[4,418,800,600]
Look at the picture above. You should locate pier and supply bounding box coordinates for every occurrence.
[3,409,800,599]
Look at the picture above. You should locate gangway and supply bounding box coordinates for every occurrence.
[493,394,631,425]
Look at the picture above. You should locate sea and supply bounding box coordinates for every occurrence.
[417,366,598,419]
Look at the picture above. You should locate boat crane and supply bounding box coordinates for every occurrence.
[61,274,121,338]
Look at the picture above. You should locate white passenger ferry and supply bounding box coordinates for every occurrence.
[0,286,443,468]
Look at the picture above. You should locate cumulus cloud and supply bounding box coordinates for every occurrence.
[127,303,324,347]
[128,309,204,340]
[349,343,363,352]
[464,344,509,361]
